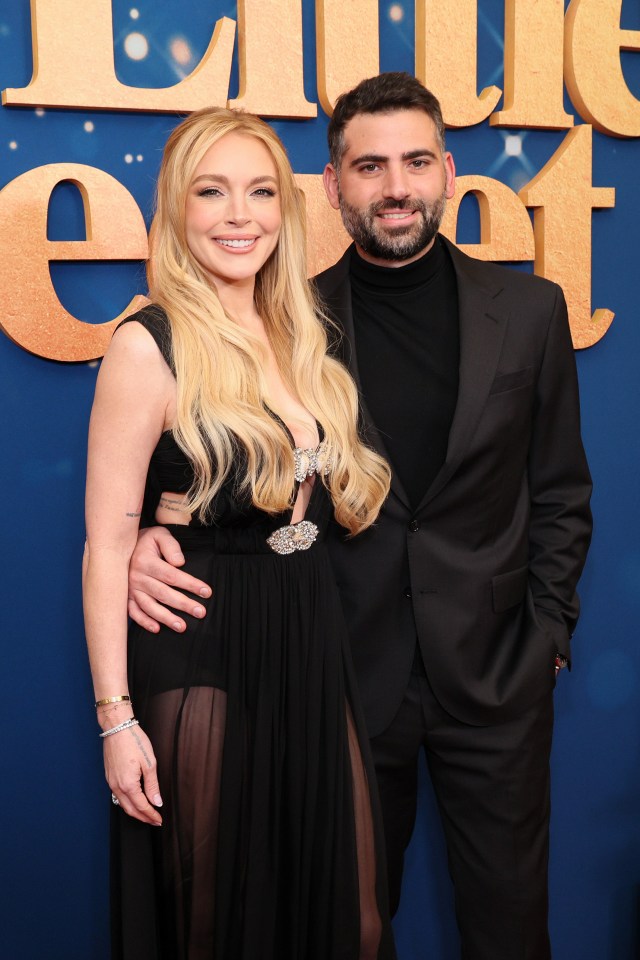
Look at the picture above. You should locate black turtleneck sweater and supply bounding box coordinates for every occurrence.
[350,236,459,509]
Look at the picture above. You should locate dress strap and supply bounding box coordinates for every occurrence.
[116,305,175,373]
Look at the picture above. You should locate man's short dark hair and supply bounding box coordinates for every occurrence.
[327,72,446,170]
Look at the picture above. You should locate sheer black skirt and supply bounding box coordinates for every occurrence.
[111,524,395,960]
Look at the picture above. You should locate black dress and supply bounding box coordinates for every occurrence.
[110,308,395,960]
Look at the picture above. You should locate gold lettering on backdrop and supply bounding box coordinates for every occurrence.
[440,176,535,261]
[415,0,501,127]
[490,0,573,129]
[229,0,316,117]
[2,0,235,112]
[565,0,640,137]
[0,4,623,355]
[0,165,148,361]
[0,160,616,358]
[315,0,379,115]
[519,125,615,349]
[294,175,350,277]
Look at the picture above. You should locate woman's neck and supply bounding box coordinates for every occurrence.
[216,276,260,330]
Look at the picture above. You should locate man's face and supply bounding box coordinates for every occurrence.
[323,109,455,267]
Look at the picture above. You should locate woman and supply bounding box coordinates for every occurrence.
[83,107,395,960]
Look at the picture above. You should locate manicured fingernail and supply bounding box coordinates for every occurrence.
[193,606,205,618]
[153,795,163,807]
[172,621,185,632]
[199,588,211,598]
[171,553,185,563]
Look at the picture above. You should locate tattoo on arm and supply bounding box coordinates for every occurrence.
[126,511,141,518]
[159,496,187,512]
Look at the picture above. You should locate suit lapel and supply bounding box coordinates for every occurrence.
[416,239,508,511]
[318,249,360,379]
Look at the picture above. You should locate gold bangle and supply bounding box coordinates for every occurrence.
[94,695,132,708]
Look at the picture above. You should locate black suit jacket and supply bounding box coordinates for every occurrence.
[317,238,593,736]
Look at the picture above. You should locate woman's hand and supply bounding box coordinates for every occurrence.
[104,723,163,826]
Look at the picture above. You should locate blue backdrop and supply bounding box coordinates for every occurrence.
[1,2,639,958]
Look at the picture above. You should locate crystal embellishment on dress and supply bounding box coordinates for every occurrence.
[267,520,319,555]
[294,440,330,483]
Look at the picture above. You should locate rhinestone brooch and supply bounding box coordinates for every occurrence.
[293,440,330,483]
[267,520,319,555]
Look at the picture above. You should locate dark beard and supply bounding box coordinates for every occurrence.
[337,194,446,262]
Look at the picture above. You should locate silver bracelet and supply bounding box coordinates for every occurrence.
[99,717,139,738]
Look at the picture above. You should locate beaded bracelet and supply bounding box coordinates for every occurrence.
[99,718,139,738]
[95,695,131,708]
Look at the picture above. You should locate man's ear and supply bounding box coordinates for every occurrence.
[444,152,456,200]
[322,163,341,211]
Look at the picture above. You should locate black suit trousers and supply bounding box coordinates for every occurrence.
[370,657,554,960]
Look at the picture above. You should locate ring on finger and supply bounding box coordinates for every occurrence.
[111,793,120,806]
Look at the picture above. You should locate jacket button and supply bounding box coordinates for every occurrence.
[408,520,419,532]
[404,587,412,599]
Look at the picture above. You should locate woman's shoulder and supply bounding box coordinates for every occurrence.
[115,303,174,371]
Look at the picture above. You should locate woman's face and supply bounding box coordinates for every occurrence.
[184,131,282,292]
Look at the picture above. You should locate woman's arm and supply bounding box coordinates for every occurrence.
[83,320,174,825]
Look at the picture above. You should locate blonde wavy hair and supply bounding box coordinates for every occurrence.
[148,106,390,534]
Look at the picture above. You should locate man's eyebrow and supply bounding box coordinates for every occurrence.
[348,153,388,168]
[348,149,438,168]
[191,174,278,186]
[402,149,438,162]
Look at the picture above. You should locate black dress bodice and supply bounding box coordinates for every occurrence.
[118,306,333,538]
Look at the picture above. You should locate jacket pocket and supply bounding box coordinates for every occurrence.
[492,565,529,612]
[489,366,534,395]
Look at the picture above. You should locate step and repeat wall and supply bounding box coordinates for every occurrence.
[1,2,639,957]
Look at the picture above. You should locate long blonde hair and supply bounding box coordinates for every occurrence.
[148,107,390,534]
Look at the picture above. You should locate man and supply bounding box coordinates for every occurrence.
[128,74,592,959]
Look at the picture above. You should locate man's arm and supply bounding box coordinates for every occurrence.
[527,284,593,660]
[128,526,212,633]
